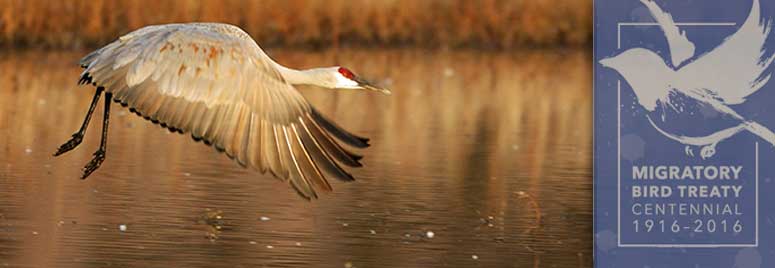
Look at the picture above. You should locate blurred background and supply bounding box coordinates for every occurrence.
[0,0,590,49]
[0,1,592,267]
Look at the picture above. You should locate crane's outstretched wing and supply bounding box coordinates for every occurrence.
[679,0,774,104]
[641,0,695,67]
[78,23,368,199]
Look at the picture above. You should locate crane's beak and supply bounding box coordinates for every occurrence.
[355,76,391,95]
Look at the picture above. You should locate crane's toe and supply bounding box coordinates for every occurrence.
[81,150,105,179]
[53,133,84,156]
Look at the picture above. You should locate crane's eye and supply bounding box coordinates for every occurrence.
[338,67,355,80]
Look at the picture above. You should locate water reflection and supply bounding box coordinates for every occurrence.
[0,48,591,267]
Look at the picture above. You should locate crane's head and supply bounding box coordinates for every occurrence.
[331,67,392,95]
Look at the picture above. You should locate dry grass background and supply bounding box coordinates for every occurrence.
[0,0,591,49]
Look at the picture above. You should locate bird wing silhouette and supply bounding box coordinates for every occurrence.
[678,0,774,104]
[78,23,369,199]
[641,0,695,67]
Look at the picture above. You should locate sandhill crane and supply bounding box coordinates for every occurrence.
[53,23,390,199]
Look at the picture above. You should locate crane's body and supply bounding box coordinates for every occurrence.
[54,23,389,199]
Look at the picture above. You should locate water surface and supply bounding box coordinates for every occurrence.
[0,48,591,267]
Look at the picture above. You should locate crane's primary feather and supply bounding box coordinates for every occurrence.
[78,23,367,199]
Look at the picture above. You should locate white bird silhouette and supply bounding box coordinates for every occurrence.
[600,0,775,157]
[53,23,390,199]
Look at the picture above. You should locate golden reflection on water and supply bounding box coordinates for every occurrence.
[0,48,591,268]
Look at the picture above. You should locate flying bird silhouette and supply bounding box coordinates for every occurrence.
[600,0,775,158]
[53,23,390,199]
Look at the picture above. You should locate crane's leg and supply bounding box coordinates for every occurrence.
[53,87,105,156]
[81,92,112,180]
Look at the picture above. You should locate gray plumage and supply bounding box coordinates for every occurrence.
[77,23,377,199]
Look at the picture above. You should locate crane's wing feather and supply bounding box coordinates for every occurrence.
[641,0,695,67]
[679,0,774,104]
[79,23,368,199]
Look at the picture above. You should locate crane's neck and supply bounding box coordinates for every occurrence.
[274,64,335,88]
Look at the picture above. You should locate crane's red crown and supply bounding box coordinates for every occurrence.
[338,67,355,80]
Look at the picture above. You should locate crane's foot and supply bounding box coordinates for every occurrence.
[81,149,105,179]
[700,144,717,160]
[53,133,84,156]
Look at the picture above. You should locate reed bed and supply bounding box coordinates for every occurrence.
[0,0,591,49]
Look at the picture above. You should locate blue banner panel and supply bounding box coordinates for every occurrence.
[595,0,775,267]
